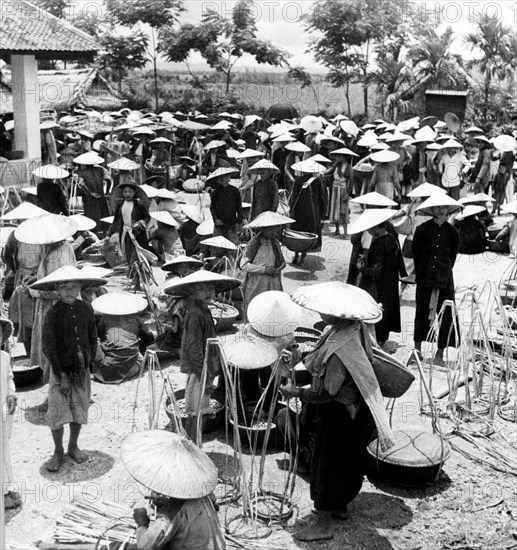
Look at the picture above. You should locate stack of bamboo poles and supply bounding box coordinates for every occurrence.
[53,495,135,544]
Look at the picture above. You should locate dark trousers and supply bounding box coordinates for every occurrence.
[310,401,375,511]
[414,284,458,348]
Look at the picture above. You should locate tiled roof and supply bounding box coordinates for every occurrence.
[0,68,125,113]
[1,0,97,58]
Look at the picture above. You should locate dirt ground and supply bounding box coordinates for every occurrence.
[5,201,517,550]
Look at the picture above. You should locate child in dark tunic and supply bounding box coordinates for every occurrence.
[42,280,98,472]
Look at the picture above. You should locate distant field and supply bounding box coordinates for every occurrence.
[126,70,377,118]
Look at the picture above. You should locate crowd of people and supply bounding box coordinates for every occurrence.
[1,107,517,547]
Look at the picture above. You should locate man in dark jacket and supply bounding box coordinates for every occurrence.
[412,204,460,366]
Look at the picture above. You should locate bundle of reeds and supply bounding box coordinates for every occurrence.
[54,495,135,544]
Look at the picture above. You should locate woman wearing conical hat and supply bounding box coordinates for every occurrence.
[120,430,226,550]
[241,212,292,320]
[280,282,395,542]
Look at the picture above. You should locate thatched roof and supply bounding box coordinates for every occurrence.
[0,68,126,113]
[1,0,97,61]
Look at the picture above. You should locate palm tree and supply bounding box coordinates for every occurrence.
[409,26,468,90]
[465,14,516,122]
[369,53,413,119]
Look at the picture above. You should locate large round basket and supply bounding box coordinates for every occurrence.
[367,429,451,486]
[13,365,42,388]
[229,400,277,449]
[283,229,318,253]
[371,348,415,398]
[487,239,509,253]
[164,388,225,433]
[209,302,239,332]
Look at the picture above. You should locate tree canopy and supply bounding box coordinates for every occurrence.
[160,0,289,93]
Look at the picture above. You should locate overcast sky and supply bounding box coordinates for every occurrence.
[159,0,517,72]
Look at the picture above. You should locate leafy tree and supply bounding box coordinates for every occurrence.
[465,14,516,122]
[33,0,67,18]
[98,32,149,93]
[305,0,406,117]
[105,0,185,110]
[287,66,320,113]
[160,0,289,95]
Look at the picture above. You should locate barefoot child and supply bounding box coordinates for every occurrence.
[35,266,106,472]
[164,270,240,443]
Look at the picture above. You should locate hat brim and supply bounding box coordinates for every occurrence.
[30,277,107,292]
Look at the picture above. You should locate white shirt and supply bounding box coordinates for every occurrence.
[438,152,467,188]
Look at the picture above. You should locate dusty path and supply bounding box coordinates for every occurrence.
[5,203,517,550]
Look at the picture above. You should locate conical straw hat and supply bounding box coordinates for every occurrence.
[330,147,359,157]
[272,133,296,143]
[196,218,215,236]
[164,269,241,296]
[92,291,148,316]
[285,141,311,153]
[501,200,517,214]
[416,193,463,216]
[200,235,237,250]
[291,159,326,174]
[161,255,204,273]
[73,152,104,165]
[455,204,485,220]
[205,167,239,184]
[370,150,400,163]
[32,165,69,179]
[407,183,446,198]
[181,204,203,224]
[248,290,303,337]
[203,139,226,150]
[139,184,160,198]
[30,265,107,291]
[15,214,78,244]
[107,157,140,171]
[245,211,294,229]
[291,281,382,322]
[440,138,463,149]
[0,202,47,221]
[413,125,436,143]
[300,115,323,133]
[150,210,180,227]
[156,188,178,201]
[459,192,495,205]
[219,326,279,370]
[350,192,397,207]
[237,148,265,159]
[70,214,97,231]
[182,179,205,192]
[492,135,517,152]
[305,153,332,164]
[121,430,218,499]
[348,208,398,235]
[247,159,280,173]
[464,126,483,134]
[80,265,113,278]
[340,119,359,136]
